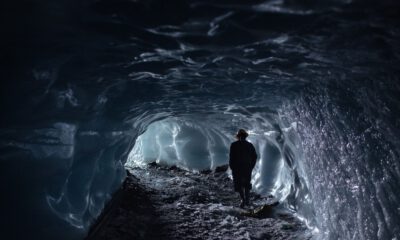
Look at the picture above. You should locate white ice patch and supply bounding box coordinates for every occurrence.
[126,118,231,171]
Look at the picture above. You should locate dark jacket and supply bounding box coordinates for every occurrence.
[229,139,257,176]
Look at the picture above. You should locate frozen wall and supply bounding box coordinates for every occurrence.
[2,0,400,239]
[126,118,230,171]
[125,117,300,206]
[0,122,131,239]
[278,81,400,239]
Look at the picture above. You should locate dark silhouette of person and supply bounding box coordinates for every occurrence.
[229,129,257,208]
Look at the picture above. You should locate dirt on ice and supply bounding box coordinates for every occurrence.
[86,164,311,240]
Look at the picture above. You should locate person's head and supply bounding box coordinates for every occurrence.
[236,129,248,140]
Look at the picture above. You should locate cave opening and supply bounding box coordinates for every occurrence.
[82,113,311,239]
[124,115,294,201]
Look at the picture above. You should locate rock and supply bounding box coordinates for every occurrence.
[148,162,158,167]
[214,164,229,173]
[200,169,212,174]
[241,202,280,219]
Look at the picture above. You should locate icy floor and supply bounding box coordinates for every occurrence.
[86,164,311,239]
[126,164,311,240]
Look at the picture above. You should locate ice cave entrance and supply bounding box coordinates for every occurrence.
[125,118,231,171]
[125,118,293,200]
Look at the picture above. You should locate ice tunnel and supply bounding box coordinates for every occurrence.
[124,116,300,203]
[1,0,400,239]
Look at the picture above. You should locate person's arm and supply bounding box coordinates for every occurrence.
[229,143,235,171]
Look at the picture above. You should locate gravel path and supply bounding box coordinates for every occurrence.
[87,164,311,240]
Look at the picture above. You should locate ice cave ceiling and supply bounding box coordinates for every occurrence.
[1,0,400,239]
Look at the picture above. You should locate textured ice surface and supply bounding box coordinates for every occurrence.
[126,118,230,171]
[0,122,129,239]
[2,0,400,239]
[125,117,294,203]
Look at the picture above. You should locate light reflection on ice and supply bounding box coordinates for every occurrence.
[125,116,310,230]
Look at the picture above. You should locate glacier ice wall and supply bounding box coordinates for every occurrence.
[279,81,400,239]
[0,122,131,239]
[1,0,400,239]
[126,118,230,171]
[125,117,296,202]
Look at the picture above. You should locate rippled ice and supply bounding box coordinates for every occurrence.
[1,0,400,239]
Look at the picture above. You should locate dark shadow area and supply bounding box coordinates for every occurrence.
[86,170,162,240]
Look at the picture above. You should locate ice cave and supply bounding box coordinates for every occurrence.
[1,0,400,239]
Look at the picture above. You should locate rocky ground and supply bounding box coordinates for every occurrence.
[86,164,311,240]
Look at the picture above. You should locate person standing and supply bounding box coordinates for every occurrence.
[229,129,258,208]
